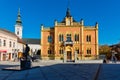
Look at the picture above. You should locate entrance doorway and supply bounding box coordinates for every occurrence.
[3,54,6,61]
[67,51,72,60]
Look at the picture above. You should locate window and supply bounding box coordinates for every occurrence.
[87,48,91,54]
[17,31,19,35]
[59,49,64,54]
[59,34,64,42]
[3,40,6,46]
[0,39,1,46]
[86,35,91,42]
[48,35,52,43]
[13,42,15,48]
[66,34,71,42]
[9,41,12,47]
[48,49,52,54]
[75,34,79,41]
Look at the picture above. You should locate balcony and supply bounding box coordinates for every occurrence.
[64,39,73,46]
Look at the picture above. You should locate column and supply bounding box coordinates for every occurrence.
[75,51,77,62]
[64,50,66,63]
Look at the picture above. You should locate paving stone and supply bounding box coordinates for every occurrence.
[1,61,118,80]
[26,76,46,80]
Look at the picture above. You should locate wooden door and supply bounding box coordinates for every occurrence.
[67,51,72,60]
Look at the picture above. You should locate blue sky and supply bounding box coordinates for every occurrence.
[0,0,120,45]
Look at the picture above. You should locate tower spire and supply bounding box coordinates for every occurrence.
[66,0,71,17]
[15,8,23,39]
[16,8,22,25]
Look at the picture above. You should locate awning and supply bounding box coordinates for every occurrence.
[0,50,7,53]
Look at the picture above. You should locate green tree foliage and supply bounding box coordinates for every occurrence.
[99,45,111,55]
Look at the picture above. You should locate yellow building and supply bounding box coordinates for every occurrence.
[41,8,98,61]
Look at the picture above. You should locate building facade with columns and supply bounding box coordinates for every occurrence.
[41,8,99,61]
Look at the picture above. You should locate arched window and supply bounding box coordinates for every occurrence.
[48,35,52,43]
[59,48,64,54]
[59,34,64,42]
[13,42,15,48]
[66,34,71,42]
[3,40,6,46]
[75,34,79,41]
[9,41,12,47]
[87,48,91,54]
[86,35,91,42]
[48,49,52,54]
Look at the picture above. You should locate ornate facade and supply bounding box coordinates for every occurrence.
[41,8,99,61]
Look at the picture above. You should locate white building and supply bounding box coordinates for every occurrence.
[0,8,25,61]
[23,38,40,56]
[0,29,17,61]
[0,8,42,61]
[0,29,24,61]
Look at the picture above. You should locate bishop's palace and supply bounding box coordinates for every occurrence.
[41,8,99,61]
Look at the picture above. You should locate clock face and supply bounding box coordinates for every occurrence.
[67,20,70,25]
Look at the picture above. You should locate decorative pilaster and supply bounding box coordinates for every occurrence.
[95,22,99,56]
[64,50,67,63]
[81,19,84,58]
[75,50,77,62]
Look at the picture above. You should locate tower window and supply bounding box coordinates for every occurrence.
[17,31,19,35]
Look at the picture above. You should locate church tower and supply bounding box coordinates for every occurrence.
[15,8,23,39]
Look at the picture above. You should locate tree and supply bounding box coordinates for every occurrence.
[99,45,111,59]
